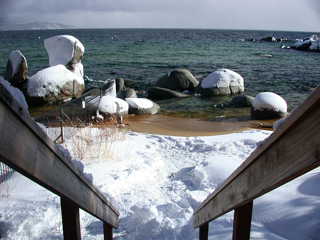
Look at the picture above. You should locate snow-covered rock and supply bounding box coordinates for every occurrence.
[98,96,129,117]
[126,98,160,115]
[155,69,199,92]
[251,92,287,120]
[4,50,28,88]
[0,76,29,114]
[26,64,85,106]
[195,69,244,96]
[44,35,84,68]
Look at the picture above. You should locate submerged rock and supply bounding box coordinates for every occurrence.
[195,69,244,96]
[147,86,191,99]
[155,69,199,91]
[231,95,254,107]
[251,92,287,120]
[4,50,28,88]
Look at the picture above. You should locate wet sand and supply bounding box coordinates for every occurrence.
[122,114,275,137]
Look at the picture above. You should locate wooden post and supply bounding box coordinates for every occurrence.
[199,222,209,240]
[232,201,253,240]
[61,198,81,240]
[103,222,113,240]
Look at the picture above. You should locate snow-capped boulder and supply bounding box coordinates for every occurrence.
[117,88,137,100]
[231,95,254,107]
[97,96,129,117]
[292,35,319,51]
[147,86,191,99]
[251,92,287,120]
[4,50,28,88]
[26,64,85,106]
[195,69,244,96]
[126,98,160,115]
[44,35,85,74]
[155,69,199,91]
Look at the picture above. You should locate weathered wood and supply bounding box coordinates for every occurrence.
[194,85,320,228]
[61,198,81,240]
[199,223,209,240]
[104,222,113,240]
[232,201,253,240]
[0,84,119,228]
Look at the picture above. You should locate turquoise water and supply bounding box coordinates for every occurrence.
[0,29,319,119]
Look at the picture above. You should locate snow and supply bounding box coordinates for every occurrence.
[0,76,29,114]
[126,97,154,109]
[8,50,27,77]
[97,96,129,116]
[44,35,85,67]
[253,92,287,112]
[200,69,244,89]
[1,126,319,239]
[27,64,84,97]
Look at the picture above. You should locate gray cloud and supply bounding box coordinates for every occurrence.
[3,0,320,32]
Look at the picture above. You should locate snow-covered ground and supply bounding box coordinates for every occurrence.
[1,126,319,239]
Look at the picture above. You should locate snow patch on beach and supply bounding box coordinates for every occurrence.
[1,128,319,239]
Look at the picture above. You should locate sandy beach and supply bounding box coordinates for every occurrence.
[122,114,275,136]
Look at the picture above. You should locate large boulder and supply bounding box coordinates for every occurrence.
[147,86,191,99]
[126,98,160,115]
[251,92,287,120]
[155,69,199,91]
[26,64,85,106]
[195,69,244,96]
[4,50,28,88]
[44,35,85,75]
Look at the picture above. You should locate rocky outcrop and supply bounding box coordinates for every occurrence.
[4,50,28,88]
[195,69,244,96]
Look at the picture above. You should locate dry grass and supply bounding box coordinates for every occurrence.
[60,114,127,162]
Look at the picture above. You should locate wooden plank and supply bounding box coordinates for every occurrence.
[104,222,113,240]
[0,85,119,228]
[61,198,81,240]
[232,201,253,240]
[199,223,209,240]
[194,85,320,228]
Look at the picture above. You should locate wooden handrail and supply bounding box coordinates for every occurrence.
[193,85,320,239]
[0,84,119,239]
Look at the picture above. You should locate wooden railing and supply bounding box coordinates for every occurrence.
[0,84,119,239]
[193,85,320,240]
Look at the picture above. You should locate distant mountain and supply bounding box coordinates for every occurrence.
[0,22,75,31]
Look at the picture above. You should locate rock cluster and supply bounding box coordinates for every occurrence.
[4,35,85,106]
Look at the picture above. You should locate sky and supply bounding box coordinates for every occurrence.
[1,0,320,32]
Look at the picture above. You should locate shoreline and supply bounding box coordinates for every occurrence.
[122,114,275,137]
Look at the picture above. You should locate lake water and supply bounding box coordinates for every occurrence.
[0,28,319,119]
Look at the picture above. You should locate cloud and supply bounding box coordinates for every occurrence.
[4,0,320,32]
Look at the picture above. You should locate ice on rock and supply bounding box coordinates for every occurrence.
[44,35,85,67]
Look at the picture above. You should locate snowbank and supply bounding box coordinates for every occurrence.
[1,127,319,239]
